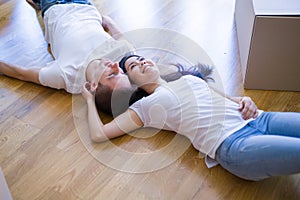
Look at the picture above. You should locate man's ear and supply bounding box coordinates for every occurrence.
[90,82,98,92]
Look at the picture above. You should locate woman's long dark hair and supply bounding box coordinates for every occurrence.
[95,62,214,117]
[161,63,214,83]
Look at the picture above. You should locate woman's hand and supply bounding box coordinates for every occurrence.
[82,82,95,102]
[238,96,259,120]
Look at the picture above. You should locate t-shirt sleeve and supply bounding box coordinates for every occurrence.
[39,61,66,91]
[129,99,146,126]
[129,93,168,130]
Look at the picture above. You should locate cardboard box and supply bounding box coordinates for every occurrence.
[235,0,300,91]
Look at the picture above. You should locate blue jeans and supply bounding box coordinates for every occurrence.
[32,0,93,17]
[215,112,300,181]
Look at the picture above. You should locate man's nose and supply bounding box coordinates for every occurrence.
[110,62,120,73]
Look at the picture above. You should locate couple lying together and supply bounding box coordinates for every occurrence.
[1,0,300,181]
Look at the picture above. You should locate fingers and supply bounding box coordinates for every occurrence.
[253,109,259,119]
[82,82,95,101]
[83,82,91,91]
[101,15,114,31]
[239,97,258,120]
[90,82,98,92]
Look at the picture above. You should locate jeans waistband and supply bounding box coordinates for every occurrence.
[41,0,93,17]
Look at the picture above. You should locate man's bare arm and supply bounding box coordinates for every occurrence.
[0,61,41,84]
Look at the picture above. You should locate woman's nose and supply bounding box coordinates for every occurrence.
[139,60,146,67]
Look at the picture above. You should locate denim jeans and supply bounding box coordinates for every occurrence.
[32,0,93,17]
[215,112,300,181]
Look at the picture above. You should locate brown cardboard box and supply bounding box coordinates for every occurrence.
[235,0,300,91]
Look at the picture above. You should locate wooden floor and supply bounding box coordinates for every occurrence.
[1,0,300,199]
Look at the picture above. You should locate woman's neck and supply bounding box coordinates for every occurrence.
[141,78,166,94]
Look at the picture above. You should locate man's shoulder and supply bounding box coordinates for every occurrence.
[84,39,135,68]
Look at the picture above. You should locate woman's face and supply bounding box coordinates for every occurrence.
[124,56,160,87]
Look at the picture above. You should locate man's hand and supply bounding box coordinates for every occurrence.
[26,0,41,10]
[101,15,113,32]
[238,96,259,120]
[101,15,122,39]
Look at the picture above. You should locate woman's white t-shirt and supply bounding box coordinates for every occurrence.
[130,75,263,168]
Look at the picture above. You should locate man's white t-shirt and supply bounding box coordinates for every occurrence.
[130,75,263,168]
[39,4,133,94]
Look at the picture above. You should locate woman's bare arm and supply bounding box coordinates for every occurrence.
[209,85,258,120]
[82,82,143,142]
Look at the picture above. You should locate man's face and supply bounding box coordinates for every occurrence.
[88,59,131,90]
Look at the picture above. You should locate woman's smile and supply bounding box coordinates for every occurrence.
[142,65,152,73]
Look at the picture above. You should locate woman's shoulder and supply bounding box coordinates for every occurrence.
[131,85,178,108]
[176,74,207,85]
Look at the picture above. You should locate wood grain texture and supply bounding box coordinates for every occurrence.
[1,0,300,199]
